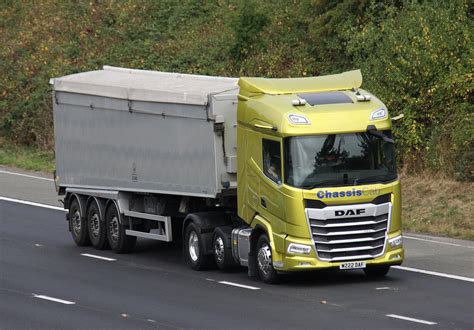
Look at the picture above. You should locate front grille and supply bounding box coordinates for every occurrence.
[306,203,391,262]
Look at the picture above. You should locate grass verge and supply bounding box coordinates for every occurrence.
[0,143,54,173]
[401,173,473,240]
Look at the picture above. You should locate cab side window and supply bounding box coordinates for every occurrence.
[262,139,282,184]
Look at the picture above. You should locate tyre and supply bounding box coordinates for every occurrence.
[184,222,213,270]
[364,265,391,278]
[256,234,280,284]
[87,200,109,250]
[106,203,136,253]
[69,197,90,246]
[213,226,237,271]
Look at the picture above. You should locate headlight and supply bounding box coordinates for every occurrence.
[287,243,312,255]
[389,235,403,248]
[288,114,311,125]
[370,107,387,120]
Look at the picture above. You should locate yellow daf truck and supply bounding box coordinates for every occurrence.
[52,66,403,284]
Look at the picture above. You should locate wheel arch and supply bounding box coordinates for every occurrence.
[67,193,86,218]
[182,212,232,256]
[105,199,125,225]
[86,196,106,222]
[250,214,274,253]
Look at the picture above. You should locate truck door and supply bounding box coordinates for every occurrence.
[259,137,286,231]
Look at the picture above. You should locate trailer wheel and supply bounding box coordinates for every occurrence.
[184,222,213,270]
[256,234,280,284]
[69,198,90,246]
[364,265,390,278]
[106,203,136,253]
[213,226,237,270]
[87,201,109,250]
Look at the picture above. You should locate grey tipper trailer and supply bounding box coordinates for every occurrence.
[51,66,241,256]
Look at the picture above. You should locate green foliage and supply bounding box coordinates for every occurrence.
[230,0,269,60]
[0,139,54,172]
[0,0,472,180]
[343,1,473,179]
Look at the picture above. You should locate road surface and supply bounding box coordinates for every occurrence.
[1,166,473,329]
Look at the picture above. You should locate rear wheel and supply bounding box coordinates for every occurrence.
[106,203,136,253]
[213,226,237,270]
[87,201,109,250]
[364,265,391,278]
[256,234,280,284]
[69,197,90,246]
[184,222,213,270]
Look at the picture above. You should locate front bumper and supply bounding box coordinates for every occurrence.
[272,234,404,272]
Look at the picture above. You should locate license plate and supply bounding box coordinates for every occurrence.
[339,261,366,270]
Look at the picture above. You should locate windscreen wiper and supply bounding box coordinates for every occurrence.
[355,174,397,184]
[367,125,394,143]
[301,180,346,190]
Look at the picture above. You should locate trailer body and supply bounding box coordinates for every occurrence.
[53,66,238,198]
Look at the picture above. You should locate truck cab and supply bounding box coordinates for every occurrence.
[236,70,404,282]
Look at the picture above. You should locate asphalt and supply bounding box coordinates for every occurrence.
[0,167,473,329]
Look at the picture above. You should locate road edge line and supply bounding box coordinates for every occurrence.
[393,265,474,283]
[0,170,54,182]
[0,196,65,211]
[404,235,474,249]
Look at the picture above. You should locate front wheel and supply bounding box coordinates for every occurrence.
[256,234,280,284]
[364,265,391,278]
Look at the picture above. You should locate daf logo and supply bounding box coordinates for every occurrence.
[335,209,366,216]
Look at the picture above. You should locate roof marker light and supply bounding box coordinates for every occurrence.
[288,114,311,125]
[370,107,387,121]
[356,94,372,102]
[291,98,307,106]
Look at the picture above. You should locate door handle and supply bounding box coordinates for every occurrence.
[261,198,267,208]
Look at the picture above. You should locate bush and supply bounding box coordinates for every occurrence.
[0,0,472,180]
[343,1,473,179]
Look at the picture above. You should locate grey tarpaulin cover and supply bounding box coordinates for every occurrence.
[50,66,239,106]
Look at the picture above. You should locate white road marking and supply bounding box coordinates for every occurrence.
[376,287,391,290]
[218,281,260,290]
[0,196,65,211]
[386,314,437,325]
[81,253,116,261]
[32,294,75,305]
[205,278,216,282]
[404,235,474,249]
[393,265,474,283]
[0,170,54,181]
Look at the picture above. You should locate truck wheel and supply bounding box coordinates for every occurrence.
[184,222,213,270]
[364,265,391,278]
[69,198,90,246]
[213,226,237,270]
[256,234,280,284]
[87,201,109,250]
[106,204,136,253]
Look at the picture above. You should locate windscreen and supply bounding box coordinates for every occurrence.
[284,132,397,189]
